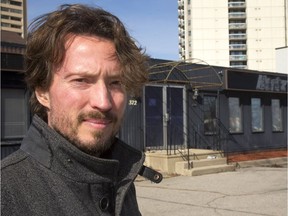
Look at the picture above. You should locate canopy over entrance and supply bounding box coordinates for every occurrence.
[149,58,223,90]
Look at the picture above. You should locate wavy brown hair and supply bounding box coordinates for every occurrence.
[25,4,148,121]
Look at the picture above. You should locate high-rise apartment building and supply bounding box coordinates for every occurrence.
[178,0,288,72]
[1,0,27,38]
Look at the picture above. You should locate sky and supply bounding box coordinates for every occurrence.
[27,0,179,61]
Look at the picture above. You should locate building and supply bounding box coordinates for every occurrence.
[119,59,287,154]
[178,0,288,72]
[1,30,28,158]
[0,0,27,39]
[1,0,28,158]
[118,58,287,174]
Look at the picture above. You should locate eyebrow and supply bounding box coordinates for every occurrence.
[62,70,122,80]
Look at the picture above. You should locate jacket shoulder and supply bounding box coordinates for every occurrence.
[1,149,28,170]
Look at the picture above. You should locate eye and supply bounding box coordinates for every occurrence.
[73,78,88,83]
[109,80,124,91]
[111,80,122,86]
[70,77,91,88]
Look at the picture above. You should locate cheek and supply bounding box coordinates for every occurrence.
[50,88,85,110]
[113,93,127,113]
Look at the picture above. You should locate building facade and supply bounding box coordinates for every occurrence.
[1,0,28,158]
[178,0,288,72]
[119,59,287,155]
[1,30,28,159]
[1,0,27,39]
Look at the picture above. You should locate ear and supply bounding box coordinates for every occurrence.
[35,88,51,109]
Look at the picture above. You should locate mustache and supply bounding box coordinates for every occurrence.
[78,111,117,122]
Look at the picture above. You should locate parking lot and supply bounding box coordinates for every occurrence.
[136,163,287,216]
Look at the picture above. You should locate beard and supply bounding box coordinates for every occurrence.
[51,110,118,157]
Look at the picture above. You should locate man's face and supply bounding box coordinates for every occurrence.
[36,35,127,156]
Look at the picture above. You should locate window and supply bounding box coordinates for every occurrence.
[251,98,264,132]
[11,17,21,21]
[1,15,9,19]
[204,96,217,134]
[1,88,28,139]
[1,23,9,27]
[228,97,243,133]
[10,8,22,14]
[1,7,9,12]
[11,24,21,29]
[271,99,283,132]
[10,1,22,6]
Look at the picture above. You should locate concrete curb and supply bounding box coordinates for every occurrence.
[231,157,287,168]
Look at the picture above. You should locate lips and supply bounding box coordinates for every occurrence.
[85,118,111,124]
[84,118,112,129]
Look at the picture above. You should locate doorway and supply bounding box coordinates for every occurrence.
[144,85,187,149]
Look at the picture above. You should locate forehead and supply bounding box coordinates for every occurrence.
[65,35,117,59]
[57,35,122,75]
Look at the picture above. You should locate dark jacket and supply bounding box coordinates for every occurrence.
[1,115,145,216]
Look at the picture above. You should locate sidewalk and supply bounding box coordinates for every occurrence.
[135,158,287,216]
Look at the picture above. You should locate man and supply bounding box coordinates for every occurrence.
[1,4,161,216]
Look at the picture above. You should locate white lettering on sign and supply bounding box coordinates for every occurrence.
[256,75,287,92]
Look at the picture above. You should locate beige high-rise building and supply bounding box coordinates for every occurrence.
[1,0,27,38]
[178,0,288,72]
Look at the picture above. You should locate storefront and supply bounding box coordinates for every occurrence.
[221,69,287,152]
[119,59,287,155]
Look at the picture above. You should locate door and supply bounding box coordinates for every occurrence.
[145,86,163,147]
[144,85,186,148]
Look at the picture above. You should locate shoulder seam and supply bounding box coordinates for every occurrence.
[1,151,29,170]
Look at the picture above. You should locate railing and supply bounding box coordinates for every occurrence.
[230,55,247,61]
[178,20,184,28]
[172,98,241,167]
[229,33,246,40]
[229,44,247,50]
[178,11,184,18]
[229,23,246,29]
[178,1,184,9]
[213,118,240,157]
[179,30,185,37]
[229,12,246,19]
[228,2,246,8]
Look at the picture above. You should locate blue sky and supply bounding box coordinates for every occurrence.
[27,0,179,60]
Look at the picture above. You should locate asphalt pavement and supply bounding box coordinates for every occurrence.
[135,161,287,216]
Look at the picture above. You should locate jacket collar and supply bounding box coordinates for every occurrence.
[21,115,145,183]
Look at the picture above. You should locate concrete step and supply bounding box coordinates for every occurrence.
[145,149,229,175]
[191,158,227,168]
[175,157,227,171]
[178,150,224,160]
[183,164,236,176]
[175,158,235,176]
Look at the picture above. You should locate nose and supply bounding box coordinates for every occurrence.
[89,82,112,112]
